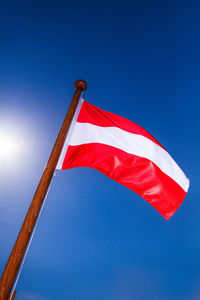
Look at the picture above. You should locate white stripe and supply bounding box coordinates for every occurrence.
[69,122,189,192]
[56,97,84,169]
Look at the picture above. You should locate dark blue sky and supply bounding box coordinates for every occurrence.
[0,1,199,299]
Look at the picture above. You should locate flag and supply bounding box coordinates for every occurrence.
[57,98,189,220]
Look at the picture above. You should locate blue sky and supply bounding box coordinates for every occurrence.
[0,1,199,299]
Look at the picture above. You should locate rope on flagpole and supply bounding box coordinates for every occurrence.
[9,172,56,299]
[9,93,84,299]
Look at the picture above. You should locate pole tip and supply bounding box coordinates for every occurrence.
[75,80,87,91]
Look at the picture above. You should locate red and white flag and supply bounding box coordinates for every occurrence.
[57,99,189,220]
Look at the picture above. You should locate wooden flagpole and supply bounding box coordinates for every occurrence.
[0,80,87,300]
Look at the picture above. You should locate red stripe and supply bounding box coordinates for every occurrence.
[62,143,186,220]
[78,101,164,149]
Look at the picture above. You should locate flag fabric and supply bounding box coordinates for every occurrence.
[57,98,189,220]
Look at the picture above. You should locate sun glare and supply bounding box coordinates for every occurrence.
[0,131,22,161]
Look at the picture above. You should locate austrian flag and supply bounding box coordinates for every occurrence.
[57,99,189,220]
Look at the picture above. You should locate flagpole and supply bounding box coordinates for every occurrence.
[0,79,87,300]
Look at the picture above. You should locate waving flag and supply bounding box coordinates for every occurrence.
[57,99,189,220]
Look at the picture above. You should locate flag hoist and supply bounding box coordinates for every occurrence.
[0,80,189,300]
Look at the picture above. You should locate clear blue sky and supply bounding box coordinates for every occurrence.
[0,1,199,299]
